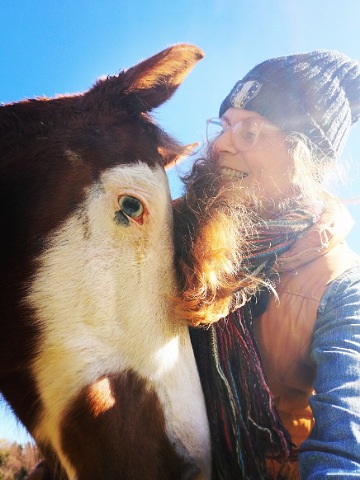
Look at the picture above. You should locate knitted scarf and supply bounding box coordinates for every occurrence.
[190,208,317,480]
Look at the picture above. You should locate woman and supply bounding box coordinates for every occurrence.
[186,51,360,479]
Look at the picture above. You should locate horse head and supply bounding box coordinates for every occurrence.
[0,45,211,479]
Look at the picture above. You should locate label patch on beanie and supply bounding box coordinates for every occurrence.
[230,80,262,108]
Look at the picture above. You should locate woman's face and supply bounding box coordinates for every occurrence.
[213,107,295,216]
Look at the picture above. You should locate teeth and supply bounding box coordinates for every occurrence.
[220,167,248,180]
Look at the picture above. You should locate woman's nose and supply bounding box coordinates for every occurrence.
[213,128,238,154]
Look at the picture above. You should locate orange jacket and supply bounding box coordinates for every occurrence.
[253,200,359,477]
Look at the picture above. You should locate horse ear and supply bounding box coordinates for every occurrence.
[88,44,204,114]
[163,142,200,170]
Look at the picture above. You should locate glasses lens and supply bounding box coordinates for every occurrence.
[206,118,265,150]
[206,118,224,142]
[232,120,261,150]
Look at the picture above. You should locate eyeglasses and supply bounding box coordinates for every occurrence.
[206,117,279,151]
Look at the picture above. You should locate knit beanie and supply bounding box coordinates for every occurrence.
[219,50,360,160]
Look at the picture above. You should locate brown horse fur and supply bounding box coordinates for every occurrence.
[1,44,217,480]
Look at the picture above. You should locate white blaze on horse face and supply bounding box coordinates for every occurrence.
[27,162,211,479]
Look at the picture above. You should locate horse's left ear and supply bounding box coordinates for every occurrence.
[163,142,200,171]
[88,44,204,114]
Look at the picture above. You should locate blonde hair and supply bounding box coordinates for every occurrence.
[286,132,343,204]
[171,154,268,326]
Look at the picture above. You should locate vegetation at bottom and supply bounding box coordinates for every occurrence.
[0,440,41,480]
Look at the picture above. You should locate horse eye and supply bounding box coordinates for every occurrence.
[118,195,144,219]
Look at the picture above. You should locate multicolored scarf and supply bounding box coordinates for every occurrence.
[190,209,317,480]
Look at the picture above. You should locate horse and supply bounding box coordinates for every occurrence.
[0,44,213,480]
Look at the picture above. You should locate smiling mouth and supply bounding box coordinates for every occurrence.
[219,167,248,180]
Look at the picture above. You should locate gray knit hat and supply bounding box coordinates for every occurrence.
[219,50,360,160]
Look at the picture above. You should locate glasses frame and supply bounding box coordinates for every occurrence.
[206,117,279,151]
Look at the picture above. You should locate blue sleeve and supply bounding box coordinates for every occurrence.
[299,266,360,479]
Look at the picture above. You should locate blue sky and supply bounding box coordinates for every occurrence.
[1,0,359,444]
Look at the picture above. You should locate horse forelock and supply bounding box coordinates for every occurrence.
[0,95,180,164]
